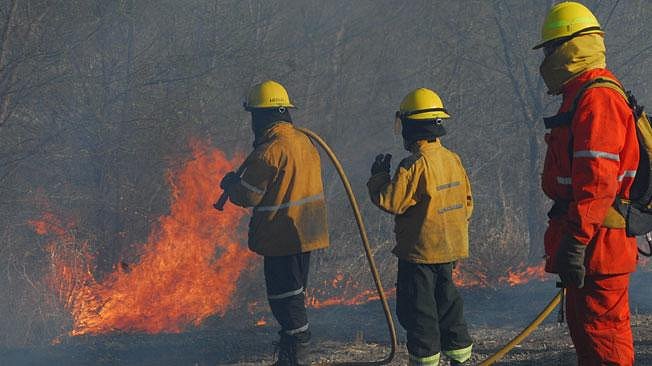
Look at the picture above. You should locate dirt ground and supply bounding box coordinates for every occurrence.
[5,314,645,365]
[1,272,650,365]
[3,308,650,366]
[225,314,652,366]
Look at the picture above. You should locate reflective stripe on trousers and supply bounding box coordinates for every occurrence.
[408,352,440,366]
[618,170,636,181]
[444,344,473,363]
[268,287,304,300]
[264,253,311,338]
[285,323,309,335]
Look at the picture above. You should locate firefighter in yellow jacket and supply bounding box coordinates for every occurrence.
[220,80,329,366]
[368,88,473,366]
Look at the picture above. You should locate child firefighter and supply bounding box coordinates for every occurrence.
[367,88,473,366]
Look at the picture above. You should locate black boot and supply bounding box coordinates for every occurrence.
[295,340,310,366]
[272,331,313,366]
[272,333,297,366]
[449,360,468,365]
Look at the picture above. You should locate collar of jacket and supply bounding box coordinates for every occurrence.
[411,139,442,153]
[539,33,606,95]
[558,68,618,112]
[255,121,293,146]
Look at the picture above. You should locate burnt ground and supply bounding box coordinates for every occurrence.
[1,271,651,366]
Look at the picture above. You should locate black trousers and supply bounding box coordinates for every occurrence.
[396,260,473,357]
[264,252,311,342]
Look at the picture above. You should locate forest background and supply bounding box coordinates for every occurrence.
[1,0,650,347]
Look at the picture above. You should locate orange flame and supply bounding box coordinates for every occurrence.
[30,139,558,336]
[503,264,549,286]
[30,140,254,336]
[255,317,267,327]
[454,262,550,288]
[305,271,396,309]
[303,262,549,309]
[453,266,487,288]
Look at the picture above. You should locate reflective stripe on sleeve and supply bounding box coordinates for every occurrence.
[574,150,620,161]
[618,170,637,181]
[556,176,572,185]
[267,287,304,300]
[284,323,309,335]
[436,181,461,191]
[408,353,440,366]
[240,179,265,195]
[437,203,464,214]
[255,193,324,212]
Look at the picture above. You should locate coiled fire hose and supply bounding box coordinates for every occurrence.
[478,289,564,366]
[216,127,398,365]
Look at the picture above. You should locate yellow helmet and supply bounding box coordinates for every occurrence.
[244,80,295,110]
[398,88,450,120]
[533,1,603,49]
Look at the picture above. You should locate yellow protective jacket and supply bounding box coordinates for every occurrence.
[367,140,472,264]
[226,122,329,256]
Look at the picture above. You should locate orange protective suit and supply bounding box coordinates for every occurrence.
[565,274,633,365]
[542,66,638,366]
[542,68,639,275]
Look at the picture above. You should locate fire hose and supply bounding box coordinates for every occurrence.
[478,289,564,366]
[279,130,565,366]
[216,127,569,365]
[215,127,398,365]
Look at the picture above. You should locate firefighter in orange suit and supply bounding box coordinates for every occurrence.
[535,2,638,365]
[219,80,329,366]
[368,88,473,366]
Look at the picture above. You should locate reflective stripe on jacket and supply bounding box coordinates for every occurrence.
[542,68,639,275]
[367,140,473,264]
[227,122,329,256]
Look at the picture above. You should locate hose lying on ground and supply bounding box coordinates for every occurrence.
[304,128,570,366]
[216,128,564,366]
[220,126,564,365]
[297,128,398,365]
[306,126,567,366]
[478,289,564,366]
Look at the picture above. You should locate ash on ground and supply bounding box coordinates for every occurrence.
[2,272,651,365]
[228,314,652,365]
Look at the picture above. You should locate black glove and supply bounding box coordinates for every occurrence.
[371,153,392,176]
[219,171,240,190]
[555,236,587,288]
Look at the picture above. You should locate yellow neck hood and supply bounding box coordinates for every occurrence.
[539,34,606,95]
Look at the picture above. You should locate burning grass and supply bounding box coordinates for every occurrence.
[30,140,254,336]
[28,139,557,341]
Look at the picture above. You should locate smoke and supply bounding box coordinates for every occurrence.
[2,0,651,347]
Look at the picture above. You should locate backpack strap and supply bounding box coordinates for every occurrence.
[545,77,632,230]
[543,77,629,130]
[543,111,573,129]
[582,77,646,120]
[578,77,629,108]
[580,78,632,229]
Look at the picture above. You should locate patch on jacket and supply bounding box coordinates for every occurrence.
[399,153,421,170]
